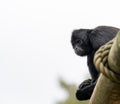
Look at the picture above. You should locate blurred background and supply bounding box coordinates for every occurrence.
[0,0,120,104]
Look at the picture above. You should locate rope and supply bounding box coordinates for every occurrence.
[94,39,120,83]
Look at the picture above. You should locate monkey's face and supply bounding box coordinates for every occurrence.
[71,29,92,56]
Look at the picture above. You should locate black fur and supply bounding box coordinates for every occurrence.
[71,26,119,100]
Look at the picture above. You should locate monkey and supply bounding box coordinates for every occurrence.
[71,26,119,100]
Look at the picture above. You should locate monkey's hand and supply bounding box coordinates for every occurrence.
[76,79,96,100]
[79,79,92,89]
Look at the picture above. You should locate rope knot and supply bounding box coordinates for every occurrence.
[94,39,120,83]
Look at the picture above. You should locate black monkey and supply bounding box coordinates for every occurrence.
[71,26,119,100]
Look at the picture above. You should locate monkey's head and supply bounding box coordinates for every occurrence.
[71,29,92,56]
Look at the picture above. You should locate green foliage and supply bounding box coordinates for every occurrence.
[56,79,89,104]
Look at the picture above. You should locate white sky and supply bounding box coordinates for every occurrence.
[0,0,120,104]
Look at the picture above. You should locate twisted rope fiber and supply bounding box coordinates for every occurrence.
[94,39,120,83]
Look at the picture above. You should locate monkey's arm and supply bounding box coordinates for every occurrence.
[87,52,99,80]
[76,52,98,100]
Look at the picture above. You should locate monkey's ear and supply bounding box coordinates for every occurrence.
[87,29,93,34]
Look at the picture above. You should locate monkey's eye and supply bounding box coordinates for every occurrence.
[76,39,82,44]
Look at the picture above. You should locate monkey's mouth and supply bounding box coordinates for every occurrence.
[75,48,85,56]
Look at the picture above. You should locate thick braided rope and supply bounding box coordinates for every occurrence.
[94,39,120,83]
